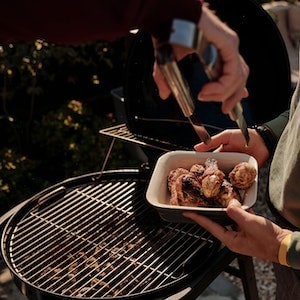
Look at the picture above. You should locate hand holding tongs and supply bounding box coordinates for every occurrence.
[156,19,250,145]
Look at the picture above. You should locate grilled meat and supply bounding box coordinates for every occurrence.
[167,158,255,208]
[176,174,209,207]
[201,158,225,198]
[215,179,241,207]
[168,170,209,206]
[190,163,205,178]
[168,168,190,205]
[229,162,257,189]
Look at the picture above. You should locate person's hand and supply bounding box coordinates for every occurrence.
[183,199,292,263]
[152,5,249,114]
[152,43,194,99]
[197,6,249,114]
[194,128,269,167]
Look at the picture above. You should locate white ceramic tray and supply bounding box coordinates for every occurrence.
[146,151,258,224]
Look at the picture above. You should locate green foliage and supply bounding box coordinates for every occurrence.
[0,147,44,214]
[0,39,139,216]
[31,99,138,181]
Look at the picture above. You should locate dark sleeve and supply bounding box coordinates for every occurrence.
[264,110,289,141]
[287,232,300,270]
[0,0,202,45]
[252,110,288,155]
[251,110,289,156]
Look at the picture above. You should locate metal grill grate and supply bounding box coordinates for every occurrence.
[99,123,191,152]
[4,173,217,299]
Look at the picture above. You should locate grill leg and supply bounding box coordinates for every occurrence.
[237,255,259,300]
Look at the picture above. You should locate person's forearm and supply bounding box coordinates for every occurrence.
[199,5,239,52]
[196,5,249,113]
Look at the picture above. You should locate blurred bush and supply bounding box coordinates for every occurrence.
[0,38,140,216]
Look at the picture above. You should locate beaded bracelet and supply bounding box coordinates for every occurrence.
[251,125,277,155]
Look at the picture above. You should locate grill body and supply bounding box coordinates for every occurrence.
[1,170,221,300]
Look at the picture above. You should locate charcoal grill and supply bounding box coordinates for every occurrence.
[1,169,218,299]
[1,168,259,300]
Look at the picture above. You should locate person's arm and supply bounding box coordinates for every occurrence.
[153,5,249,113]
[194,128,270,167]
[183,199,300,270]
[196,5,249,113]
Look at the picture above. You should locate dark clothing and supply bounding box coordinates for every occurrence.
[265,78,300,270]
[0,0,202,44]
[274,263,300,299]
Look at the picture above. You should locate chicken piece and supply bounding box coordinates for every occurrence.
[215,179,241,207]
[201,175,223,198]
[201,158,225,198]
[229,162,257,189]
[190,163,205,178]
[167,168,189,205]
[176,174,209,207]
[167,168,189,190]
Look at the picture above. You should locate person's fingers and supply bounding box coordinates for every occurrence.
[198,83,248,114]
[152,62,171,99]
[227,198,242,209]
[226,199,253,229]
[221,87,249,114]
[183,199,247,245]
[193,142,218,152]
[183,211,240,247]
[197,54,249,114]
[183,212,229,240]
[198,80,246,101]
[194,130,231,151]
[215,143,242,153]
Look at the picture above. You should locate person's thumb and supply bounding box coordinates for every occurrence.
[226,199,249,225]
[227,198,242,209]
[152,63,171,99]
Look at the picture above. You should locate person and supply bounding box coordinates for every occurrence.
[184,76,300,298]
[1,1,248,115]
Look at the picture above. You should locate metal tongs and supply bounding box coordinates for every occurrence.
[156,19,250,145]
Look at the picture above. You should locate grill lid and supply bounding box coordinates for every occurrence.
[2,170,219,300]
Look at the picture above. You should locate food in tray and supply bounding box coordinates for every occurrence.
[200,158,225,198]
[228,161,258,189]
[167,158,256,208]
